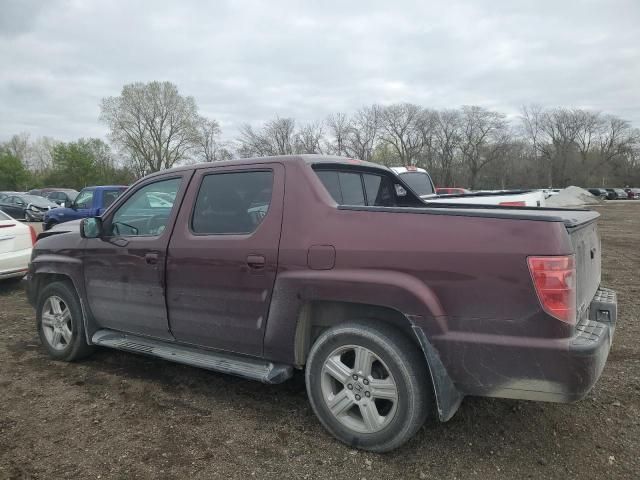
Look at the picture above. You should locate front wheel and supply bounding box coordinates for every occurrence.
[305,321,433,452]
[37,281,94,361]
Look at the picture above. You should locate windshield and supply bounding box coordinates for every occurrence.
[397,172,435,196]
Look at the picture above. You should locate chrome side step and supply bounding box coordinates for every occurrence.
[91,329,293,384]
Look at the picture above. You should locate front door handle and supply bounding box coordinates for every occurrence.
[145,253,159,265]
[246,254,266,269]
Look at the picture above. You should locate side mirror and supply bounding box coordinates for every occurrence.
[80,217,103,238]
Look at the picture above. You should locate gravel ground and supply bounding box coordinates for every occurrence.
[1,204,638,479]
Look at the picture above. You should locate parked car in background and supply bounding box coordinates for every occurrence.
[436,187,472,195]
[0,191,24,202]
[28,188,57,197]
[0,193,58,221]
[0,209,36,279]
[42,185,127,230]
[624,188,640,199]
[588,188,608,199]
[605,188,628,199]
[45,189,79,206]
[25,155,615,452]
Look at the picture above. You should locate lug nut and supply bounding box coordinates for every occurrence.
[352,374,358,380]
[363,379,369,385]
[355,394,361,401]
[347,384,353,390]
[365,391,370,398]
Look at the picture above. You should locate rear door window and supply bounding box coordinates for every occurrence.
[338,172,365,206]
[191,170,273,235]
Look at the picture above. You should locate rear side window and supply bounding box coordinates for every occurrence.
[191,170,273,235]
[315,170,397,207]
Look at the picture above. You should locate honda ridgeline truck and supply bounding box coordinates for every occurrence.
[24,155,616,452]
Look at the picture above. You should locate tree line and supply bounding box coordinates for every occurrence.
[1,81,638,191]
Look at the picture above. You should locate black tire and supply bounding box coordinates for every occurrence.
[305,321,432,452]
[36,281,94,361]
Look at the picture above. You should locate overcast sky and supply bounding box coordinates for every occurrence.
[1,0,639,142]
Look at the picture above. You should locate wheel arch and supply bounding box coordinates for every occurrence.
[30,258,93,345]
[291,299,463,422]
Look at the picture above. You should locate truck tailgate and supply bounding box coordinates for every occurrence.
[566,215,601,317]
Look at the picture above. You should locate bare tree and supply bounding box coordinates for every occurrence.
[4,133,30,164]
[100,81,201,174]
[378,103,424,165]
[596,116,638,168]
[574,110,603,184]
[344,105,381,162]
[29,136,58,171]
[325,113,350,156]
[295,121,324,154]
[195,117,232,162]
[432,109,461,186]
[458,106,509,189]
[237,117,297,157]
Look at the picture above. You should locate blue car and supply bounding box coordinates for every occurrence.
[43,185,128,231]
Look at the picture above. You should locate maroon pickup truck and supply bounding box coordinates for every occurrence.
[24,155,616,452]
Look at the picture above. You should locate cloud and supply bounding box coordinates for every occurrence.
[0,0,638,141]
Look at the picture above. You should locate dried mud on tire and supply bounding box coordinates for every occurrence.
[1,204,639,479]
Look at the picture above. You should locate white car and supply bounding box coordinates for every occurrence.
[0,210,36,280]
[390,166,546,207]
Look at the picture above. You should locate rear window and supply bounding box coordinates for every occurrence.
[397,172,435,196]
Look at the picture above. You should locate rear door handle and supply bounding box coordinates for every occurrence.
[145,253,159,265]
[246,254,266,269]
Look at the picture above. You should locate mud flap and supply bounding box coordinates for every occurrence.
[412,325,463,422]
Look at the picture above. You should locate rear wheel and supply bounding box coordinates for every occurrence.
[37,281,94,361]
[305,321,432,452]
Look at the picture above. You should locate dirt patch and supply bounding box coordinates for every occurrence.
[1,205,639,479]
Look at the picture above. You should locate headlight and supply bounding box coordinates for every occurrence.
[28,204,39,211]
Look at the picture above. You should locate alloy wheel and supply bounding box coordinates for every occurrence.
[320,345,398,433]
[41,296,73,351]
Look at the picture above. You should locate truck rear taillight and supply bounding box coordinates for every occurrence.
[29,225,37,246]
[527,255,576,325]
[500,201,526,206]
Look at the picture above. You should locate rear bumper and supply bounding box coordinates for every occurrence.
[433,286,617,404]
[0,248,31,280]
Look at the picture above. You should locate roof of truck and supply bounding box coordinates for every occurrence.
[147,155,389,178]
